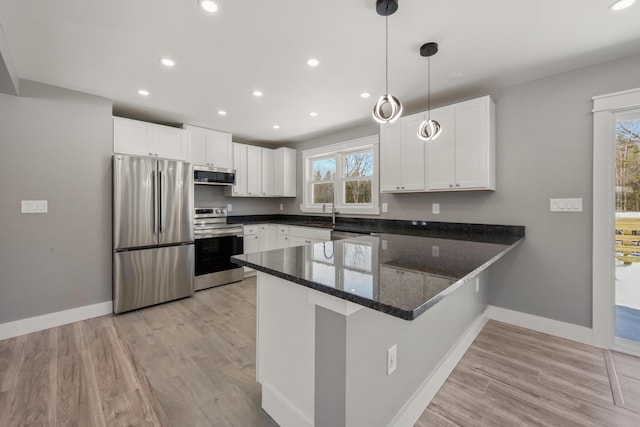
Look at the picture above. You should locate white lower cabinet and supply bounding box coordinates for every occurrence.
[288,226,331,247]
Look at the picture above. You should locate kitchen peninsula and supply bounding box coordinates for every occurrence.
[232,221,524,427]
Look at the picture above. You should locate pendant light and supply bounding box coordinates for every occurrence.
[372,0,402,124]
[417,42,442,141]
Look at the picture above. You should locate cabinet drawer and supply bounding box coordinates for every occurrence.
[244,225,259,235]
[278,225,290,236]
[289,226,331,241]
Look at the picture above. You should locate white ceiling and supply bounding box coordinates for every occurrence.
[1,0,640,144]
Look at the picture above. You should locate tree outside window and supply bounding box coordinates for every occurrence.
[616,119,640,212]
[343,150,373,204]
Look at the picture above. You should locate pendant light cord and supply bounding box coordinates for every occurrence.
[385,16,389,94]
[427,56,431,120]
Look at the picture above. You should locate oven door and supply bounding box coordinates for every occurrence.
[195,235,244,276]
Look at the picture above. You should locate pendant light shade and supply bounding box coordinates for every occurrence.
[417,42,442,141]
[372,1,402,124]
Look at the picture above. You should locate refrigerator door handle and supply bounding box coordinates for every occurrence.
[158,170,163,233]
[152,170,158,235]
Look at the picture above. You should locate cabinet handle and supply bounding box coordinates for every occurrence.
[401,186,405,189]
[396,186,400,189]
[149,152,153,156]
[455,183,460,187]
[449,184,454,188]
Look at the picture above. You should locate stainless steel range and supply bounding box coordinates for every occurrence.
[193,207,244,291]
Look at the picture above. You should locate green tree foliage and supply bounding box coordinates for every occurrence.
[616,120,640,212]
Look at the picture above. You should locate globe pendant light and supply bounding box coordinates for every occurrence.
[417,42,442,141]
[372,0,402,124]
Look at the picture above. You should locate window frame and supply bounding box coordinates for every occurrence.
[302,135,380,215]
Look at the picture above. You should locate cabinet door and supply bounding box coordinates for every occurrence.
[152,126,189,161]
[208,130,233,169]
[261,148,275,196]
[277,234,290,248]
[186,126,208,166]
[232,143,248,196]
[113,117,153,157]
[401,112,426,191]
[243,234,260,254]
[426,105,456,190]
[246,145,262,196]
[379,121,403,192]
[259,224,273,251]
[274,147,296,197]
[454,97,490,189]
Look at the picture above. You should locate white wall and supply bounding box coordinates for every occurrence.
[0,80,112,323]
[283,53,640,328]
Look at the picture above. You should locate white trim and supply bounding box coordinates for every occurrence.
[390,309,489,427]
[592,88,640,349]
[613,337,640,358]
[0,301,113,341]
[487,305,594,345]
[261,382,313,427]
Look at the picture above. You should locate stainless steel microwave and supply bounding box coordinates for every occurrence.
[194,165,236,186]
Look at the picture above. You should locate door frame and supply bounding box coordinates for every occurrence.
[592,88,640,349]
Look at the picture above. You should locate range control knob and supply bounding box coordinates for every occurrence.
[220,208,226,215]
[215,208,222,214]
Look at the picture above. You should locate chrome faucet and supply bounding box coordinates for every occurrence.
[322,203,339,223]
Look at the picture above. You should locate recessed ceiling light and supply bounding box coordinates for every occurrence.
[448,72,463,80]
[309,112,318,117]
[218,110,227,116]
[273,125,280,129]
[138,89,150,96]
[609,0,635,10]
[253,90,263,97]
[360,92,371,99]
[307,58,319,67]
[199,0,219,13]
[160,58,175,67]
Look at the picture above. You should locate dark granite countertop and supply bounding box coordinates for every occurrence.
[231,231,523,320]
[228,214,524,245]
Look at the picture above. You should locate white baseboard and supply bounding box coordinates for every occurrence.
[391,309,490,427]
[486,305,594,346]
[261,382,313,427]
[0,301,113,341]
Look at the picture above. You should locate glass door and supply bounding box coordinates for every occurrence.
[614,110,640,344]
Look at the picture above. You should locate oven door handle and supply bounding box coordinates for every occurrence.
[194,230,244,238]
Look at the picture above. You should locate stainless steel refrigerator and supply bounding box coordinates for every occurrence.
[112,154,194,314]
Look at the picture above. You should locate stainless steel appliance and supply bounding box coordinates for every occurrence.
[112,155,194,314]
[194,207,244,290]
[194,165,235,186]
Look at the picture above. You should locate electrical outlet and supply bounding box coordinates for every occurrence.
[475,277,480,293]
[432,203,440,214]
[387,345,397,375]
[227,204,233,212]
[382,203,388,213]
[432,246,440,257]
[382,240,388,250]
[279,203,284,211]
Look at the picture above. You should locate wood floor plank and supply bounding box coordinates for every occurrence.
[0,335,26,392]
[56,350,106,427]
[101,388,160,427]
[7,345,56,426]
[88,325,139,402]
[618,374,640,414]
[611,351,640,380]
[200,383,278,427]
[414,408,457,427]
[0,390,11,427]
[56,321,87,358]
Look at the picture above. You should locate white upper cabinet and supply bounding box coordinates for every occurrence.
[232,143,248,196]
[229,143,297,198]
[113,117,189,161]
[246,145,262,196]
[426,96,495,191]
[379,95,495,193]
[183,124,233,169]
[380,112,426,192]
[274,147,296,197]
[261,148,275,196]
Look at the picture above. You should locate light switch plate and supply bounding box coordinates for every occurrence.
[550,198,582,212]
[387,345,397,375]
[432,203,440,214]
[382,203,388,213]
[227,204,233,212]
[432,246,440,257]
[21,200,48,213]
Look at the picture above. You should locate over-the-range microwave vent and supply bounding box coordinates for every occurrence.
[194,165,235,186]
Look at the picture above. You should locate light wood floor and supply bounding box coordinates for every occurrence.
[1,277,640,426]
